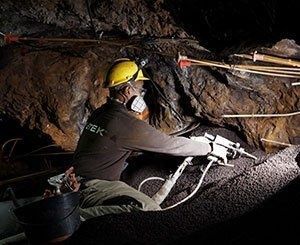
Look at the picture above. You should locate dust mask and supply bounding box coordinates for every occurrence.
[127,83,147,114]
[129,95,147,113]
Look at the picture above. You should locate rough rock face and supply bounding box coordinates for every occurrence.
[0,39,299,151]
[0,49,110,150]
[183,40,300,150]
[0,0,186,38]
[0,0,299,151]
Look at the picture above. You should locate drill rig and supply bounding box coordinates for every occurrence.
[140,133,257,209]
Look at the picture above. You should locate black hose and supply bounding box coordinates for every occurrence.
[85,0,97,39]
[136,59,188,123]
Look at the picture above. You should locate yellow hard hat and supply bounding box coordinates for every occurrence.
[105,59,149,88]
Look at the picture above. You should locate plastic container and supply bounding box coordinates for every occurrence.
[13,192,80,244]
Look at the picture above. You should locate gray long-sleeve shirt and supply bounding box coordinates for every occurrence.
[74,100,211,181]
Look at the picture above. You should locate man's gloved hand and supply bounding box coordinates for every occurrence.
[62,166,81,192]
[190,135,229,165]
[208,143,229,165]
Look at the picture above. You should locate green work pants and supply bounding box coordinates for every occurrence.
[79,179,161,221]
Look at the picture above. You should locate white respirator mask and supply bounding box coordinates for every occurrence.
[129,95,147,113]
[127,83,147,114]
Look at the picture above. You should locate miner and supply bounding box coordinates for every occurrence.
[72,58,227,219]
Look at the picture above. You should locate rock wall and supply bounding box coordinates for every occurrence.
[0,39,299,151]
[0,0,299,151]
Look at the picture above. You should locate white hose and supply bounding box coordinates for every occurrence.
[222,111,300,118]
[161,160,214,211]
[138,177,165,192]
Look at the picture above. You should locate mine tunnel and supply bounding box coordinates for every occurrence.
[0,0,299,244]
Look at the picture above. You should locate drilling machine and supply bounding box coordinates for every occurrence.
[151,133,257,208]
